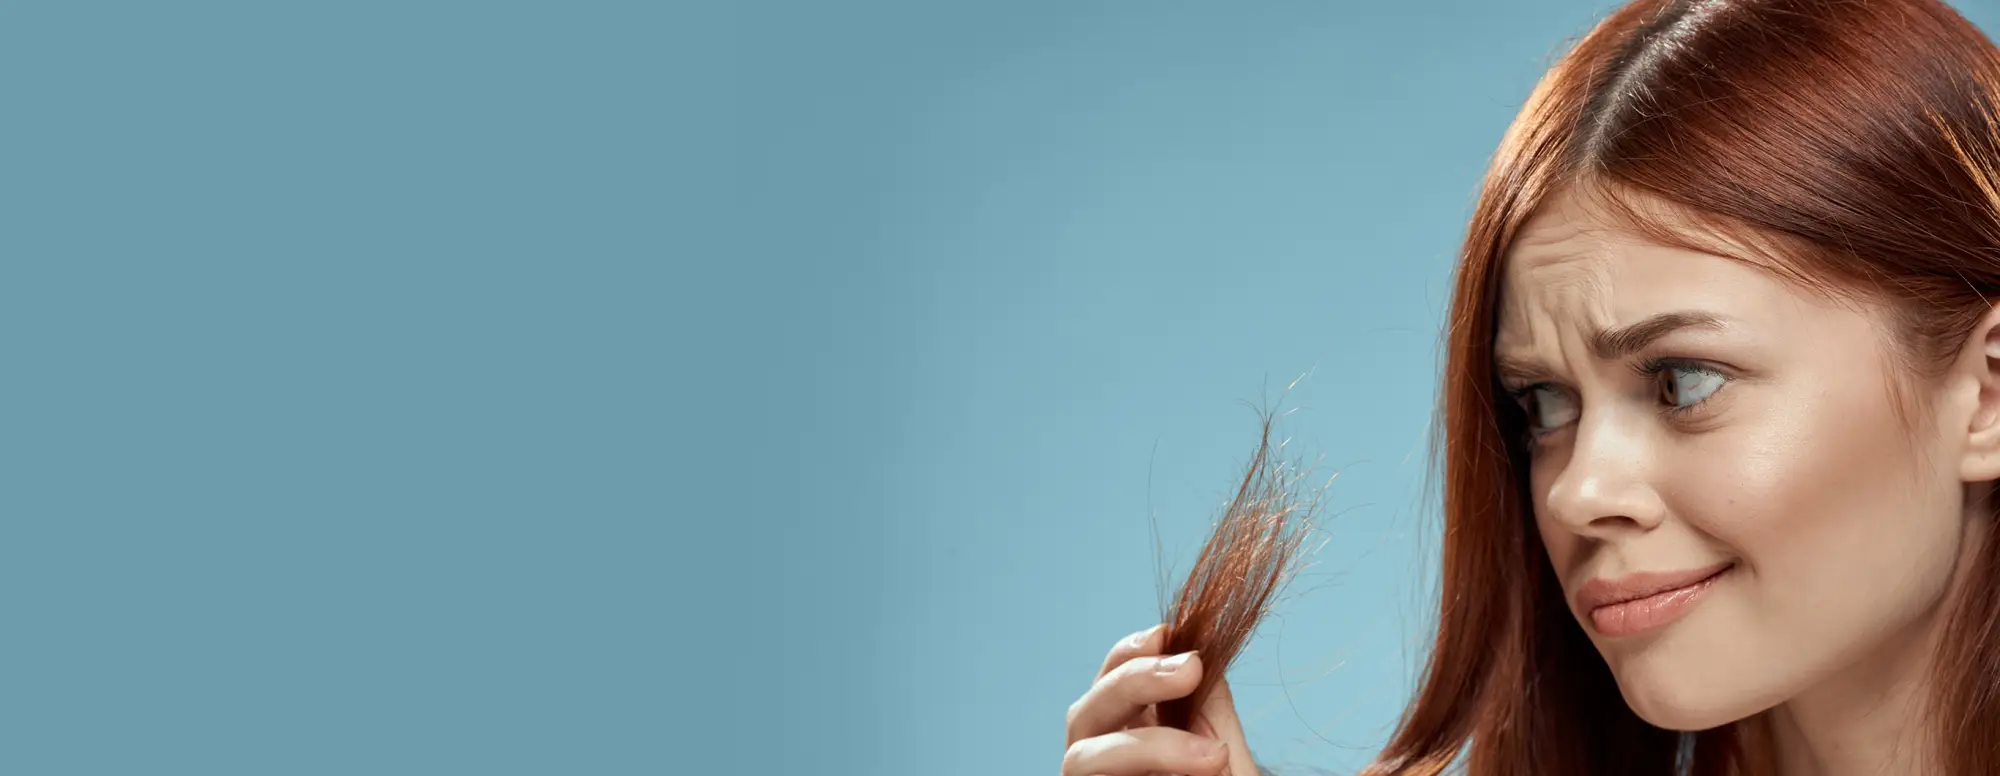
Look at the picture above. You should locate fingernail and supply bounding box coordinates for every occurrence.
[1190,737,1226,759]
[1127,623,1162,648]
[1157,650,1196,674]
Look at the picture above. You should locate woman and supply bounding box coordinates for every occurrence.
[1061,0,2000,774]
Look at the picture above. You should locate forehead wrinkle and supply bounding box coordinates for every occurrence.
[1495,184,1713,379]
[1504,199,1813,350]
[1505,199,1620,312]
[1497,242,1617,374]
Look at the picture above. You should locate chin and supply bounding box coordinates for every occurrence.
[1620,688,1742,731]
[1609,657,1768,731]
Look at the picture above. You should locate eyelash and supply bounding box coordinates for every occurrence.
[1504,357,1730,443]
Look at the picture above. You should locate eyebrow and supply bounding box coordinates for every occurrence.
[1589,311,1728,360]
[1494,311,1729,386]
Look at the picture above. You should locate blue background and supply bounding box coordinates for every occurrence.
[6,1,1996,774]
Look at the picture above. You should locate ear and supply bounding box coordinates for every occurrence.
[1960,303,2000,483]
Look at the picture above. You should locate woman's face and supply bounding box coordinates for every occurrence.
[1495,188,1983,729]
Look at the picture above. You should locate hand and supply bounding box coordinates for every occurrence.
[1062,623,1259,776]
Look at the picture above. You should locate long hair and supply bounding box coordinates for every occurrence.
[1163,1,2000,773]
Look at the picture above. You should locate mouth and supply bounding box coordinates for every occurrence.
[1579,561,1735,638]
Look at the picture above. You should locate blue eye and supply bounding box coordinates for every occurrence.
[1654,362,1727,409]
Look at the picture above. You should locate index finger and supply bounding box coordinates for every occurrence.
[1098,623,1166,678]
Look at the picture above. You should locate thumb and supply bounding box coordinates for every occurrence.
[1192,676,1258,776]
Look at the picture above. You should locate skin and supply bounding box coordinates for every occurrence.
[1061,624,1256,776]
[1063,186,2000,775]
[1499,186,2000,775]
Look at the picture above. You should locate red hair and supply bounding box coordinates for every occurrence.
[1157,405,1322,738]
[1165,1,2000,773]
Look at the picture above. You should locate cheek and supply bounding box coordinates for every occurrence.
[1534,516,1579,577]
[1527,452,1578,566]
[1673,375,1961,668]
[1685,383,1944,577]
[1604,378,1964,728]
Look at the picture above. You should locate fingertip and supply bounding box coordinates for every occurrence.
[1099,624,1172,679]
[1156,650,1199,675]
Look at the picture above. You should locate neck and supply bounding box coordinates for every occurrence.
[1759,638,1934,776]
[1751,511,1988,776]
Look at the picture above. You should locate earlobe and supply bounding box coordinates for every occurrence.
[1960,305,2000,483]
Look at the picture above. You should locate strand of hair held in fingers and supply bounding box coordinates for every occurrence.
[1154,406,1328,746]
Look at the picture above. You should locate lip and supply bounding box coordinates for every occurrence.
[1576,560,1735,638]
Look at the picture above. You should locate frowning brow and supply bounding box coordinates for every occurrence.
[1494,311,1728,386]
[1589,311,1727,360]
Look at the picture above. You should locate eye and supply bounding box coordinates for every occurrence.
[1523,385,1580,432]
[1653,361,1727,409]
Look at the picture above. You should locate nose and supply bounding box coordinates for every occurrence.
[1539,409,1666,539]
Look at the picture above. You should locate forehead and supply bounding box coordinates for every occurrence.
[1496,190,1784,344]
[1500,193,1619,327]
